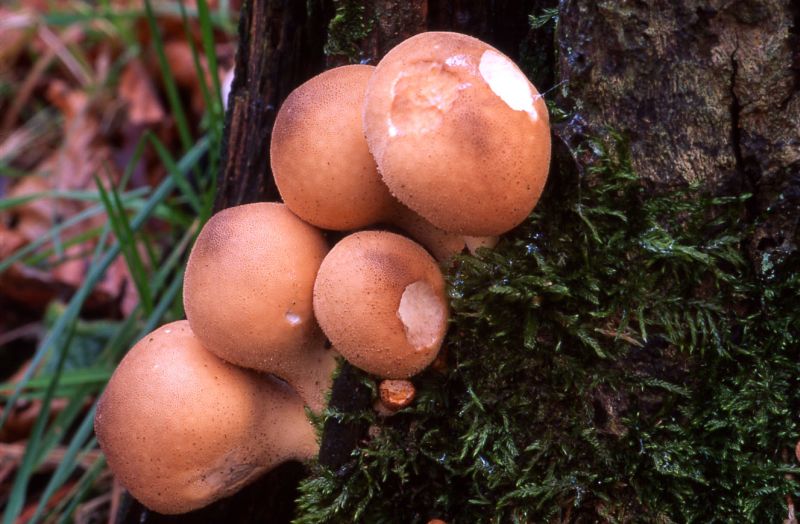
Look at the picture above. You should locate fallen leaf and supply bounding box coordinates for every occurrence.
[119,58,165,125]
[0,397,70,443]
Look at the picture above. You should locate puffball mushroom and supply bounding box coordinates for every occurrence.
[94,321,317,514]
[271,64,396,231]
[363,31,551,236]
[313,231,448,378]
[183,202,336,413]
[270,64,465,261]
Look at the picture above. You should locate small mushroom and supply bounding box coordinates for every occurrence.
[270,64,465,261]
[363,31,551,236]
[379,379,416,411]
[464,235,499,255]
[94,321,317,514]
[183,202,336,412]
[313,231,448,378]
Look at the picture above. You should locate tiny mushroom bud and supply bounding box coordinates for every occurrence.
[270,64,465,261]
[183,202,336,412]
[464,235,499,255]
[94,321,317,514]
[379,379,416,411]
[313,231,448,378]
[363,31,551,236]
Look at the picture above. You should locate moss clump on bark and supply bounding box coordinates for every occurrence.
[323,0,373,62]
[293,132,800,522]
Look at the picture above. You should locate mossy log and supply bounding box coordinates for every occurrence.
[556,0,799,261]
[120,0,799,521]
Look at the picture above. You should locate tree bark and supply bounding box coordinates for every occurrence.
[214,0,330,210]
[556,0,799,259]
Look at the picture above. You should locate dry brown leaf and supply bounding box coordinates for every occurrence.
[74,493,112,524]
[0,9,35,77]
[0,226,26,259]
[0,24,84,138]
[0,397,70,443]
[6,176,66,241]
[17,483,77,523]
[118,58,165,125]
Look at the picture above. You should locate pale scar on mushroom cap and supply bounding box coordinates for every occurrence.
[386,48,542,139]
[364,31,551,236]
[313,231,448,379]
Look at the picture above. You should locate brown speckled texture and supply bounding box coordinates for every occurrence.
[313,231,448,378]
[271,65,396,230]
[95,321,317,514]
[183,203,335,411]
[363,31,551,236]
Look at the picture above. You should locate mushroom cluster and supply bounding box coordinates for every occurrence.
[95,31,550,514]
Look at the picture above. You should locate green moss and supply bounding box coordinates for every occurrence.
[294,128,800,522]
[323,1,373,63]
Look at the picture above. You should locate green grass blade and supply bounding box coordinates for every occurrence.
[94,178,155,314]
[143,0,193,152]
[22,226,104,268]
[52,450,106,524]
[29,268,186,521]
[2,324,74,524]
[0,189,150,212]
[145,132,203,214]
[30,402,98,523]
[0,369,111,393]
[197,0,223,108]
[0,137,208,431]
[0,189,149,275]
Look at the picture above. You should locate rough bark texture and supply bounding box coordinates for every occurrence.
[556,0,799,258]
[213,0,330,211]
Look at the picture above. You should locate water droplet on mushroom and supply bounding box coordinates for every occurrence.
[284,311,302,326]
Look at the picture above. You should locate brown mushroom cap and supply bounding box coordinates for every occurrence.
[270,64,465,261]
[363,31,551,236]
[183,202,335,412]
[94,321,317,514]
[271,64,396,230]
[313,231,448,378]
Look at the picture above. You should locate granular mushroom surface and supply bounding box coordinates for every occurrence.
[183,202,335,411]
[313,231,448,378]
[94,321,317,514]
[363,31,551,236]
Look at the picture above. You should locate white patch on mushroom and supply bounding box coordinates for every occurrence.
[388,119,399,137]
[445,54,470,68]
[285,311,302,326]
[478,49,539,121]
[387,63,462,136]
[397,280,445,350]
[464,235,499,254]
